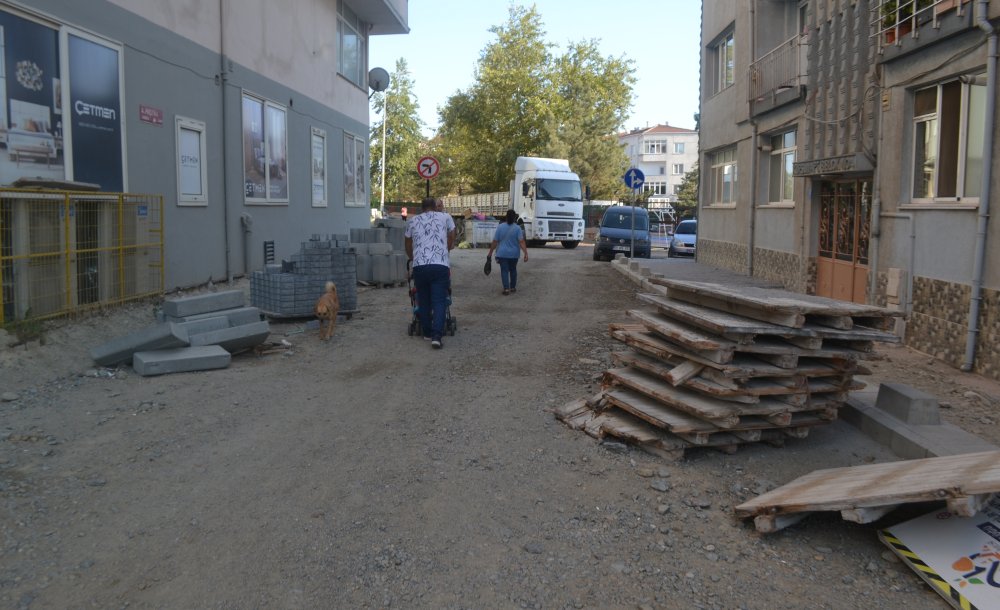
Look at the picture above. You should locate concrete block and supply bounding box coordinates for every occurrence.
[177,316,230,336]
[352,242,370,255]
[189,321,271,353]
[162,290,245,318]
[368,242,393,255]
[372,254,392,284]
[132,346,231,376]
[91,323,189,366]
[167,306,263,327]
[356,254,373,282]
[875,382,941,425]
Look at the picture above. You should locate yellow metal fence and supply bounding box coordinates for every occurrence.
[0,189,164,326]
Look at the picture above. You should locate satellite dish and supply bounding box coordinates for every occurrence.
[368,67,390,93]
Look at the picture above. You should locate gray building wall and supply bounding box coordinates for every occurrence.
[6,0,398,289]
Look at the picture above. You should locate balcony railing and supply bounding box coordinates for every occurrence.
[872,0,971,47]
[748,35,801,102]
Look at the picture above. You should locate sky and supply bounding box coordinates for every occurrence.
[368,1,702,137]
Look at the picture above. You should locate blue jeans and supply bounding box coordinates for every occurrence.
[412,264,449,339]
[498,257,518,290]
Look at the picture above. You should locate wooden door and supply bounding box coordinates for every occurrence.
[816,180,871,304]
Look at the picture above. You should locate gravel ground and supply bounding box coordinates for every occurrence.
[1,244,998,609]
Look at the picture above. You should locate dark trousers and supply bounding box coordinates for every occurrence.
[413,264,449,339]
[498,257,518,290]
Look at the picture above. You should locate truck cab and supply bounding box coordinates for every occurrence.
[509,157,585,249]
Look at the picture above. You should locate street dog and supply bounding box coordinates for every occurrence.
[314,281,340,340]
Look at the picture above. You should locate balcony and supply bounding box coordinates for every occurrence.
[748,35,804,116]
[873,0,974,55]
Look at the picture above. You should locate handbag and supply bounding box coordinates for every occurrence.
[483,255,492,275]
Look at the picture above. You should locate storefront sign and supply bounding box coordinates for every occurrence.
[793,153,873,177]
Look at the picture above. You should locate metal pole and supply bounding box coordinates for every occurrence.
[630,184,636,257]
[426,180,430,198]
[380,92,386,217]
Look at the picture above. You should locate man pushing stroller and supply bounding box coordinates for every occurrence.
[404,197,455,349]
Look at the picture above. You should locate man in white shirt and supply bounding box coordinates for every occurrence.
[404,197,455,348]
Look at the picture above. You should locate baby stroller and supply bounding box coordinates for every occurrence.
[406,262,457,337]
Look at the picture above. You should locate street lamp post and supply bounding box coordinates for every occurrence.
[367,67,390,217]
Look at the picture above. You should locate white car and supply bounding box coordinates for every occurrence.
[668,219,697,257]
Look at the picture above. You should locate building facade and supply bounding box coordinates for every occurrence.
[0,0,407,291]
[618,124,699,212]
[699,0,1000,380]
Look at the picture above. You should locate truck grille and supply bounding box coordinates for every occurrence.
[549,220,574,233]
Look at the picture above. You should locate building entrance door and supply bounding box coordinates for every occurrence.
[816,179,871,304]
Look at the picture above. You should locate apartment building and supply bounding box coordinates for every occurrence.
[618,124,699,210]
[0,0,407,291]
[699,0,1000,379]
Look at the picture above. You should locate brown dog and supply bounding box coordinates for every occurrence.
[314,281,340,340]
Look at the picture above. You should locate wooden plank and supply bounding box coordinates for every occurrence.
[734,451,1000,520]
[946,493,994,517]
[841,504,899,524]
[610,329,850,378]
[636,292,901,343]
[651,279,898,320]
[627,309,729,350]
[603,387,720,434]
[654,285,806,328]
[604,367,795,426]
[596,409,691,452]
[667,360,704,386]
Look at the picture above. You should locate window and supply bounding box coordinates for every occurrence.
[673,184,683,195]
[768,130,796,203]
[709,29,735,94]
[311,127,327,207]
[912,78,985,201]
[343,132,367,207]
[643,181,667,196]
[176,116,207,206]
[242,93,288,203]
[708,146,737,205]
[674,142,685,154]
[672,163,684,175]
[644,138,667,154]
[338,0,367,88]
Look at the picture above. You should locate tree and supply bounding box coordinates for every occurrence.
[544,40,635,200]
[435,5,637,198]
[675,164,699,218]
[437,5,553,192]
[370,58,426,205]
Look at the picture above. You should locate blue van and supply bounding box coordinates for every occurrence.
[593,206,651,261]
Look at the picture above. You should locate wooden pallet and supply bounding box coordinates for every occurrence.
[734,451,1000,533]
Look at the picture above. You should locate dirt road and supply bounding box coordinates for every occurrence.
[2,245,998,609]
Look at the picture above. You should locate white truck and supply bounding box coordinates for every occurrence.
[440,156,585,249]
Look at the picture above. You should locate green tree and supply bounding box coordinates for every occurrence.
[437,5,553,192]
[675,164,699,217]
[370,58,426,205]
[544,40,635,200]
[436,5,636,198]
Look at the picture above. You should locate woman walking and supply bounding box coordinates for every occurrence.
[486,210,528,295]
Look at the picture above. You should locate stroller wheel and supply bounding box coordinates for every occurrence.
[407,320,415,336]
[448,318,457,336]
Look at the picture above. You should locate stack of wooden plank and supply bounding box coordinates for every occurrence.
[555,279,902,459]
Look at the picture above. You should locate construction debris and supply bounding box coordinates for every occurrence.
[556,279,902,459]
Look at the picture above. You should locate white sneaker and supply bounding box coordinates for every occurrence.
[431,339,442,349]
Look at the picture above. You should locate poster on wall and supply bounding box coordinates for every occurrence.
[68,33,123,192]
[311,128,326,207]
[242,95,265,199]
[0,11,63,185]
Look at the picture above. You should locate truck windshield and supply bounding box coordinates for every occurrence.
[536,179,582,201]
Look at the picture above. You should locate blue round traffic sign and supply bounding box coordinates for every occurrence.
[623,168,645,189]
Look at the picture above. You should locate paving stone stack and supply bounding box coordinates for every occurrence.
[556,279,903,459]
[91,289,269,377]
[249,235,358,317]
[352,221,409,286]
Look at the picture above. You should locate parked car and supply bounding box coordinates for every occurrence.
[667,219,697,257]
[592,206,651,261]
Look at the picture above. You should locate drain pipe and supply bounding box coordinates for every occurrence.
[219,0,233,283]
[962,0,997,371]
[868,66,886,304]
[747,0,758,276]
